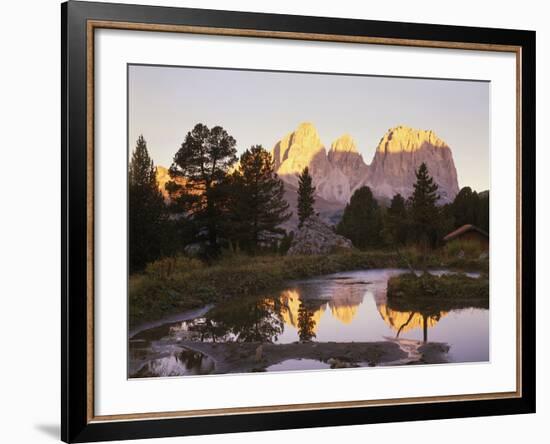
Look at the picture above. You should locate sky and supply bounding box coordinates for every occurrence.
[128,64,490,192]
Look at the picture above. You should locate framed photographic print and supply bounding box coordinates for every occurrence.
[61,1,536,442]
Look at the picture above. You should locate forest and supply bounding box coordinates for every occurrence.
[129,123,489,273]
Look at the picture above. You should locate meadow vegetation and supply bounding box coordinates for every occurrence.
[128,125,490,328]
[386,271,489,314]
[129,248,488,328]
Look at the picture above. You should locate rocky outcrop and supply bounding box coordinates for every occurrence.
[271,123,351,203]
[287,216,353,255]
[155,166,187,202]
[367,126,459,203]
[328,134,369,194]
[271,123,460,208]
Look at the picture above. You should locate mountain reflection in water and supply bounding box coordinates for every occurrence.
[129,268,489,377]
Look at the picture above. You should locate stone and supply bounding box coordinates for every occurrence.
[478,251,489,260]
[183,243,203,257]
[287,216,353,256]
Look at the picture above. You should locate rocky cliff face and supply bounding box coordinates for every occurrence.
[271,123,459,206]
[156,123,461,228]
[367,126,459,203]
[327,134,370,194]
[271,122,351,203]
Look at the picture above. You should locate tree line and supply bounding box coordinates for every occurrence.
[129,123,488,272]
[129,124,299,272]
[336,162,489,250]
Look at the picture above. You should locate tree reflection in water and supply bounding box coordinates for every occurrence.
[378,304,446,343]
[186,272,487,345]
[297,301,317,342]
[189,296,286,343]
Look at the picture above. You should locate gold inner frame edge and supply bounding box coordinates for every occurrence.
[85,19,523,423]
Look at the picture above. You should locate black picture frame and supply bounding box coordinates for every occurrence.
[61,1,536,442]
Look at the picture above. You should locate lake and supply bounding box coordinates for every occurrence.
[129,268,489,377]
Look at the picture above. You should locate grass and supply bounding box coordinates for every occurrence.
[444,239,485,259]
[386,271,489,315]
[129,249,489,328]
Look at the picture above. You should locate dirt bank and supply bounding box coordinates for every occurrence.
[178,340,449,374]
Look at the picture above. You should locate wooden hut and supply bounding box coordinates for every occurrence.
[443,224,489,251]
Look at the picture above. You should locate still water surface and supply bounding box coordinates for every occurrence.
[129,268,489,377]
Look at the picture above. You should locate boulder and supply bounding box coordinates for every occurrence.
[287,216,353,256]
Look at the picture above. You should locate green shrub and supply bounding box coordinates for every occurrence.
[445,240,483,259]
[145,255,204,280]
[387,271,489,315]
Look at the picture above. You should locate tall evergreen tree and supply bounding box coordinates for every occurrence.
[477,191,490,233]
[409,162,441,248]
[450,186,489,233]
[228,145,291,252]
[297,301,317,342]
[128,135,166,272]
[452,186,480,228]
[168,124,237,254]
[297,167,316,227]
[336,186,383,249]
[385,193,408,245]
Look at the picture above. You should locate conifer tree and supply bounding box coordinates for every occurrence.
[409,162,441,248]
[452,186,480,228]
[336,186,382,249]
[228,145,291,252]
[477,192,490,233]
[297,167,316,227]
[168,124,237,254]
[128,135,165,272]
[297,301,316,342]
[385,193,408,245]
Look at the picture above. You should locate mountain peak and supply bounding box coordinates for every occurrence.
[369,125,459,203]
[329,133,358,154]
[377,126,448,154]
[271,122,325,172]
[291,122,322,150]
[270,123,459,210]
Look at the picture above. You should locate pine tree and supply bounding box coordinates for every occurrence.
[409,162,441,248]
[228,145,292,252]
[477,191,490,233]
[336,186,382,249]
[168,124,237,254]
[297,167,316,227]
[297,301,316,342]
[385,193,408,245]
[128,135,166,272]
[452,187,480,228]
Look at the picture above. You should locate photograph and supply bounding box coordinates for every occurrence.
[127,64,491,378]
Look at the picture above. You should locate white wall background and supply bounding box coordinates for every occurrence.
[0,1,547,443]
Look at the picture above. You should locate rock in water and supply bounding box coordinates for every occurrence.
[287,216,353,255]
